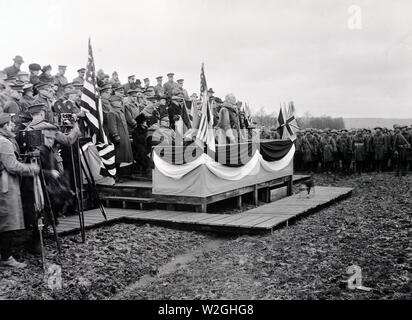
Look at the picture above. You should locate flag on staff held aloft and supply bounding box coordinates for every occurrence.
[80,38,116,177]
[196,63,216,152]
[276,101,299,141]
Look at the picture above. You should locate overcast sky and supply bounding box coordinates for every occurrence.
[1,0,412,118]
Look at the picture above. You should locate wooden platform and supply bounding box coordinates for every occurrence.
[57,186,352,235]
[97,174,312,212]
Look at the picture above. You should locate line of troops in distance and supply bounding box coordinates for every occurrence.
[291,126,412,175]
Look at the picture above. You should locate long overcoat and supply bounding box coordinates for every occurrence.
[0,129,35,232]
[109,95,134,166]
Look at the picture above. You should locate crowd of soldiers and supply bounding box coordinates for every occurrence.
[293,127,412,176]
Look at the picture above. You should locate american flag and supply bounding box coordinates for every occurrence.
[196,63,215,151]
[277,101,299,141]
[80,38,116,177]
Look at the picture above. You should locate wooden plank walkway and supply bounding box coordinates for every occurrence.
[56,186,352,235]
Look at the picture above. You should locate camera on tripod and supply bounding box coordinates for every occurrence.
[56,113,76,125]
[17,130,44,154]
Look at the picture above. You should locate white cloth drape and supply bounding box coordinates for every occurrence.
[153,144,295,181]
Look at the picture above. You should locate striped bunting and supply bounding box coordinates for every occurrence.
[80,38,116,177]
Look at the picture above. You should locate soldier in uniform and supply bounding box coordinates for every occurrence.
[21,83,35,106]
[2,84,24,115]
[54,65,68,99]
[163,73,178,98]
[143,78,150,91]
[17,71,30,84]
[32,82,56,123]
[301,130,315,172]
[124,88,141,135]
[352,129,366,174]
[123,75,137,94]
[371,127,386,172]
[154,76,165,97]
[0,113,39,268]
[320,131,336,173]
[3,55,24,78]
[207,88,219,127]
[393,125,411,176]
[72,68,86,85]
[100,84,120,146]
[109,71,121,88]
[109,86,134,179]
[337,129,353,174]
[177,79,190,100]
[28,63,41,86]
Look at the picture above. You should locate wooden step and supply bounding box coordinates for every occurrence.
[102,196,155,209]
[102,196,155,203]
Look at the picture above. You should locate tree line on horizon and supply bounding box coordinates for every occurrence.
[252,108,346,129]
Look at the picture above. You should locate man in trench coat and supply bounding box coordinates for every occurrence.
[0,113,39,268]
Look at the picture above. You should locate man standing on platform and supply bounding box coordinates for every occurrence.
[143,78,150,91]
[154,76,165,97]
[3,56,24,78]
[177,79,190,100]
[163,73,178,98]
[109,86,134,180]
[72,68,86,85]
[28,63,41,86]
[54,65,68,98]
[123,75,137,94]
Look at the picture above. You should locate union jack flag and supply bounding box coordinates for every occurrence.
[277,101,299,141]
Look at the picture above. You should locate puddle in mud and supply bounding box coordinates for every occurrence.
[111,238,225,299]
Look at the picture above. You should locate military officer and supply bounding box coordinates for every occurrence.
[370,127,386,172]
[123,75,137,94]
[154,76,165,97]
[393,125,411,176]
[54,65,68,98]
[143,78,150,90]
[177,79,190,100]
[163,73,178,98]
[72,68,86,85]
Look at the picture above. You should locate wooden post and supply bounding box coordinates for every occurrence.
[253,185,258,206]
[286,175,293,196]
[237,195,242,209]
[199,199,207,213]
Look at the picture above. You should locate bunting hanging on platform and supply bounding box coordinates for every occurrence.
[153,144,295,181]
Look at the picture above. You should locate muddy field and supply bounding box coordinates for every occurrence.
[1,173,411,300]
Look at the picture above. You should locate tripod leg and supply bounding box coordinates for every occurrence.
[76,141,85,242]
[38,167,61,253]
[79,143,108,221]
[70,144,85,241]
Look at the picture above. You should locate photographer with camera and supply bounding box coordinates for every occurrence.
[0,113,39,268]
[21,103,82,253]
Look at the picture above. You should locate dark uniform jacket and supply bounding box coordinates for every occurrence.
[109,95,134,166]
[3,65,20,78]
